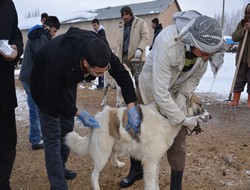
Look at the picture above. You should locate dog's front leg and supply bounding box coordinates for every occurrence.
[143,160,160,190]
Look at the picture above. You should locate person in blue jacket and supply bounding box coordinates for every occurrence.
[19,16,60,150]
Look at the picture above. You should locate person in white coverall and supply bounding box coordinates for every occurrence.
[120,10,226,190]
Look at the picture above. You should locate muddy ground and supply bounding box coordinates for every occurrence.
[11,80,250,190]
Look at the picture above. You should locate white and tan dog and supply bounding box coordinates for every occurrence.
[65,95,211,190]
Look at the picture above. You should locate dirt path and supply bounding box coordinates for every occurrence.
[11,81,250,190]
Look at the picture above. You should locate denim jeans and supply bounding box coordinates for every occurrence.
[39,111,74,190]
[22,82,42,146]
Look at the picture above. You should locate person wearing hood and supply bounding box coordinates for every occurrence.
[0,0,23,189]
[149,18,163,51]
[228,3,250,108]
[92,18,106,89]
[120,10,226,189]
[30,27,141,190]
[19,16,60,150]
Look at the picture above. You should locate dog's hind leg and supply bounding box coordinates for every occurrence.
[91,144,113,190]
[91,155,110,190]
[110,152,125,168]
[143,160,160,190]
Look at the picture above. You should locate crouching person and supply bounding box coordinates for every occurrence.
[30,27,141,190]
[119,10,226,189]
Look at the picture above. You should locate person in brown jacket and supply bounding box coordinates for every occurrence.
[116,6,150,88]
[229,3,250,108]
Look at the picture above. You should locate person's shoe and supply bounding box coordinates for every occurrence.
[65,168,77,180]
[119,171,143,188]
[96,85,103,90]
[32,140,44,150]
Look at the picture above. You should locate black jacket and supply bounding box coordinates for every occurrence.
[30,27,136,118]
[0,0,23,113]
[149,24,163,51]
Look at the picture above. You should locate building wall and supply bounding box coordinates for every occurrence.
[21,2,180,52]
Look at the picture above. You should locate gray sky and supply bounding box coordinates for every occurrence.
[13,0,249,19]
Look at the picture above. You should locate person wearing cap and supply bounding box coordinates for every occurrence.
[149,18,163,51]
[19,16,60,151]
[228,3,250,108]
[120,10,226,189]
[117,6,150,88]
[30,26,141,190]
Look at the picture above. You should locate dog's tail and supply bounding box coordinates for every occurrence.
[65,132,90,156]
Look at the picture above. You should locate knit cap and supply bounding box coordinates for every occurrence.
[120,6,133,17]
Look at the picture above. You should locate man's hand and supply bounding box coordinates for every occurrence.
[182,117,198,128]
[0,44,18,61]
[126,107,141,133]
[77,110,100,129]
[244,22,250,31]
[134,49,142,58]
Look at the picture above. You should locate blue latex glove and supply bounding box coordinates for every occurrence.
[77,111,100,129]
[126,107,141,133]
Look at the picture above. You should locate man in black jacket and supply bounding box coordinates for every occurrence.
[30,27,141,190]
[0,0,23,189]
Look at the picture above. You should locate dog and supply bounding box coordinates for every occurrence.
[65,95,211,190]
[100,70,124,107]
[101,64,134,107]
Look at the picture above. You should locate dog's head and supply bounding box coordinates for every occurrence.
[188,95,212,123]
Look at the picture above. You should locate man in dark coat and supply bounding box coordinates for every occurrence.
[0,0,23,189]
[30,27,141,190]
[149,18,163,51]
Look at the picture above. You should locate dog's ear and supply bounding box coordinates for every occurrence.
[191,94,202,105]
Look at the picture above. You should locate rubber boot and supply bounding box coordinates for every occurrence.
[119,157,143,188]
[248,94,250,108]
[227,92,241,107]
[170,169,184,190]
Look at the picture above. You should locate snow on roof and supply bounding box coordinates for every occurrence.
[18,0,173,30]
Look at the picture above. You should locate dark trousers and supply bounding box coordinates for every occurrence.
[234,60,250,94]
[167,127,187,171]
[39,111,74,190]
[98,76,104,88]
[0,109,17,190]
